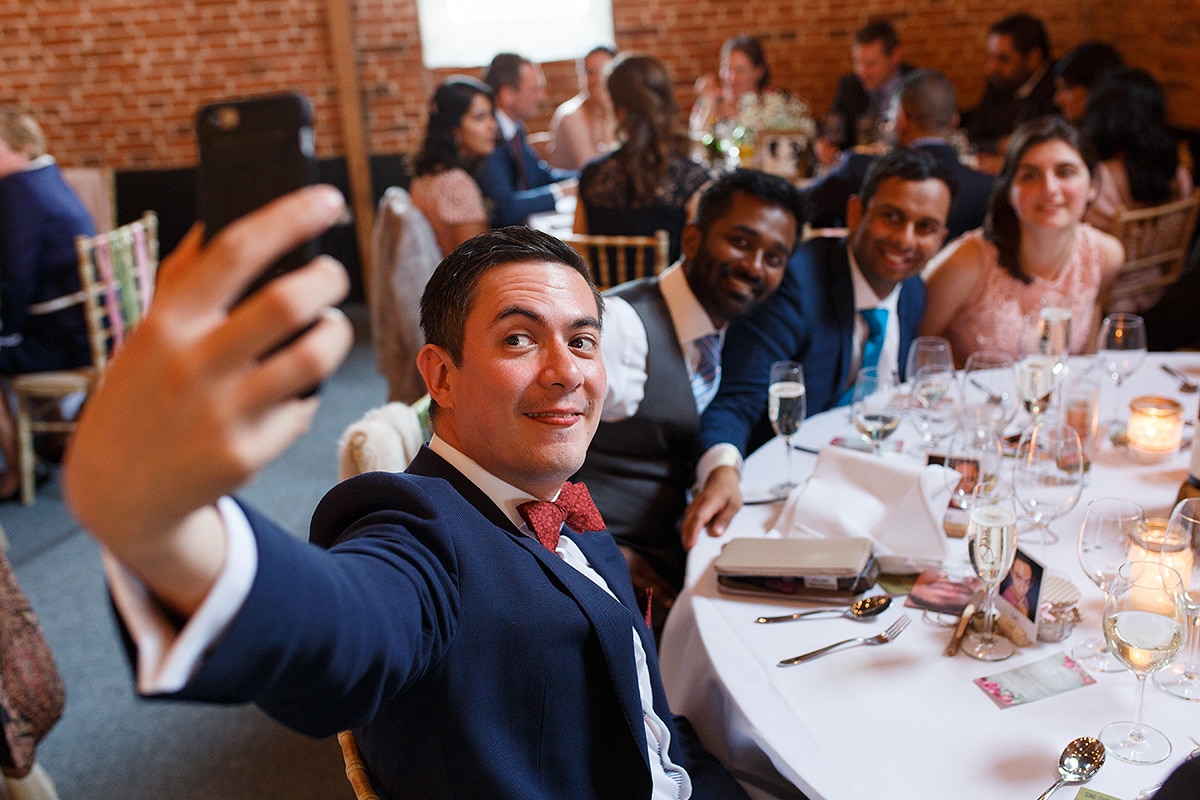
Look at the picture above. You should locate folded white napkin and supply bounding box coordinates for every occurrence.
[771,445,958,574]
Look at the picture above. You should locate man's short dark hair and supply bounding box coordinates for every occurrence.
[899,69,958,134]
[420,227,601,366]
[483,53,530,95]
[694,168,803,237]
[858,147,958,209]
[989,13,1050,59]
[855,19,900,54]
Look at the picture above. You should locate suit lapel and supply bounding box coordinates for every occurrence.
[828,242,856,395]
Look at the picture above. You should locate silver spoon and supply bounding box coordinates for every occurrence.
[1162,363,1199,393]
[1035,737,1105,800]
[755,594,891,624]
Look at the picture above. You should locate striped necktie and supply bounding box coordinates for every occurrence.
[691,333,721,413]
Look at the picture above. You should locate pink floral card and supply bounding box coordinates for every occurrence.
[974,652,1097,709]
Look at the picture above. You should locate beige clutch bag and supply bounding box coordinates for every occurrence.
[713,537,879,600]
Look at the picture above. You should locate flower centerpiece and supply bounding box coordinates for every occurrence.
[735,91,817,179]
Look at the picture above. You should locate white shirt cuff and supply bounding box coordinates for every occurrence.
[600,296,649,422]
[104,495,258,695]
[695,443,743,489]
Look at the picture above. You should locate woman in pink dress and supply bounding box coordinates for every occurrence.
[409,77,496,257]
[920,117,1124,366]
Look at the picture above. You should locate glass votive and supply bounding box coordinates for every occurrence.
[1127,517,1194,581]
[1127,395,1184,463]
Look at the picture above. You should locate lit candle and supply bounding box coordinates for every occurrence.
[1127,396,1185,463]
[1127,518,1194,585]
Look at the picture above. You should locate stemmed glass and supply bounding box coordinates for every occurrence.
[1100,561,1188,765]
[1154,498,1200,700]
[1016,354,1058,425]
[767,360,806,497]
[910,365,961,451]
[962,482,1019,661]
[1075,498,1147,672]
[851,367,906,455]
[1014,423,1084,547]
[1097,313,1148,425]
[942,426,1004,512]
[905,335,954,384]
[1019,308,1072,421]
[961,351,1018,438]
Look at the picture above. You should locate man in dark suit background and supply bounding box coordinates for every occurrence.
[823,20,914,156]
[805,70,995,241]
[62,193,748,800]
[476,52,578,227]
[682,149,955,543]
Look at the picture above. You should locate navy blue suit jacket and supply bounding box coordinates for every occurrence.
[802,142,995,241]
[163,447,743,799]
[698,238,925,456]
[475,126,576,227]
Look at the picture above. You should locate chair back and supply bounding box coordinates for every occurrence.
[61,166,116,232]
[1105,189,1200,313]
[75,212,159,374]
[558,229,670,291]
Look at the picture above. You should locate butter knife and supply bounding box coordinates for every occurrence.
[944,589,985,657]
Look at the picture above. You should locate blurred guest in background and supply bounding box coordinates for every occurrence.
[409,77,496,257]
[1052,40,1123,125]
[689,35,776,134]
[576,53,709,264]
[922,117,1123,365]
[0,107,95,500]
[548,45,618,171]
[824,19,913,154]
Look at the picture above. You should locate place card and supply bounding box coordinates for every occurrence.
[974,652,1096,709]
[1073,790,1121,800]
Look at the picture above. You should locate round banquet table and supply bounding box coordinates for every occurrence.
[660,354,1200,800]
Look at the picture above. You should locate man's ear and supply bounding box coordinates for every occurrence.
[417,344,455,411]
[846,194,864,233]
[681,221,702,262]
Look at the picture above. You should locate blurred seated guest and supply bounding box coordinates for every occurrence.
[922,117,1123,365]
[805,70,994,240]
[0,107,94,500]
[967,14,1058,160]
[1052,40,1123,125]
[823,19,914,155]
[409,77,496,257]
[689,35,777,135]
[576,53,710,264]
[548,45,618,171]
[476,52,577,227]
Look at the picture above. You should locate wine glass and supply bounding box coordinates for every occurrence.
[1014,423,1084,548]
[1016,353,1058,424]
[851,367,905,455]
[768,360,806,497]
[1099,560,1188,765]
[1075,498,1147,672]
[905,335,954,384]
[1154,498,1200,700]
[942,426,1004,512]
[961,351,1018,437]
[910,365,960,451]
[1019,308,1072,422]
[962,482,1019,661]
[1097,313,1148,425]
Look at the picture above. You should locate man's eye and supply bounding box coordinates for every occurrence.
[570,336,598,351]
[505,334,532,346]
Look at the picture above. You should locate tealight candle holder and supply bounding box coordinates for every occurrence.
[1127,517,1194,581]
[1127,395,1184,463]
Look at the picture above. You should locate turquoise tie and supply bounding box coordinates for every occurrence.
[838,308,889,406]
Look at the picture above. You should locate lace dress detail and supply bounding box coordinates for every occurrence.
[409,168,487,257]
[940,226,1105,361]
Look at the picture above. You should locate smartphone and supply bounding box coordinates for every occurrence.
[195,91,318,303]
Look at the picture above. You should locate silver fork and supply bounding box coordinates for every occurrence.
[776,615,911,667]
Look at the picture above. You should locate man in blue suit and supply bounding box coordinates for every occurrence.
[476,53,578,227]
[682,149,955,544]
[63,193,747,800]
[805,70,994,241]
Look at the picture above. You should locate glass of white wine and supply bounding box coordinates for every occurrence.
[1153,498,1200,700]
[1100,560,1188,765]
[1016,354,1057,424]
[851,367,905,455]
[768,360,806,497]
[963,482,1019,661]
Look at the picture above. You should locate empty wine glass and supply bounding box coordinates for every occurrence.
[768,360,806,497]
[963,482,1019,661]
[1154,498,1200,700]
[961,351,1018,437]
[851,367,905,455]
[942,426,1004,512]
[1075,498,1147,673]
[1097,313,1148,425]
[905,335,954,384]
[910,365,961,451]
[1014,423,1084,548]
[1100,561,1188,765]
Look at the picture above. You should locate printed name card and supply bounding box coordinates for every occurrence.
[974,652,1096,709]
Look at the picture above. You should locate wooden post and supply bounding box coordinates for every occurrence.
[325,0,376,302]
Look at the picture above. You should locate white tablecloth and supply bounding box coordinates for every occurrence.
[661,354,1200,800]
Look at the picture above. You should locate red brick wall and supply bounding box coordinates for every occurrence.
[0,0,1196,170]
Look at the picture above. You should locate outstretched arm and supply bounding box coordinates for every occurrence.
[63,185,353,617]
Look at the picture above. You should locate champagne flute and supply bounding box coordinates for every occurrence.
[768,360,806,497]
[1019,308,1072,422]
[1075,498,1147,672]
[961,351,1018,438]
[910,365,960,451]
[1097,313,1148,425]
[1099,560,1188,765]
[1154,498,1200,700]
[905,335,954,384]
[851,367,905,455]
[1016,354,1058,424]
[962,482,1019,661]
[1014,423,1084,548]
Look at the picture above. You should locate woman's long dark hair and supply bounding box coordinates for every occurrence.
[984,116,1098,284]
[413,77,494,177]
[1081,67,1179,205]
[606,53,682,205]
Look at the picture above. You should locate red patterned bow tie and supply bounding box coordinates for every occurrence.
[517,481,605,553]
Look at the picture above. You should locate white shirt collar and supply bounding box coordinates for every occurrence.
[24,154,55,171]
[659,261,723,347]
[1016,62,1050,100]
[428,435,546,530]
[494,109,520,141]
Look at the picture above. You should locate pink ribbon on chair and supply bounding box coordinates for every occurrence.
[92,239,126,349]
[131,225,153,308]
